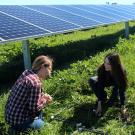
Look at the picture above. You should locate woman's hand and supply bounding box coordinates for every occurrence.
[46,94,52,103]
[120,105,131,122]
[42,93,53,104]
[121,105,127,115]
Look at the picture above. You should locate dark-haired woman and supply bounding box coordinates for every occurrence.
[89,53,128,116]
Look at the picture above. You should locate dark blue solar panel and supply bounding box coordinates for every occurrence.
[73,5,128,22]
[0,5,135,43]
[0,5,79,33]
[124,5,135,14]
[89,5,133,20]
[26,5,102,27]
[112,5,135,19]
[122,5,135,11]
[53,5,116,24]
[103,5,135,19]
[0,12,48,41]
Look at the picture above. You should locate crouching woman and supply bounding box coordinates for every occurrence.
[5,55,53,134]
[89,53,128,116]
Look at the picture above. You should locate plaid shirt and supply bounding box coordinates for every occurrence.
[5,70,49,125]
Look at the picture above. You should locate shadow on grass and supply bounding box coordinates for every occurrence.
[59,100,135,134]
[59,102,109,134]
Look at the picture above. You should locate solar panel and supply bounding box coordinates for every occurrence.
[122,5,135,11]
[105,5,135,19]
[73,5,128,21]
[114,5,135,18]
[0,5,134,43]
[117,5,134,10]
[88,5,133,20]
[52,5,116,24]
[0,5,79,33]
[0,5,133,69]
[26,5,102,27]
[0,12,49,41]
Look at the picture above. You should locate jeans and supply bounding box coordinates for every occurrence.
[9,112,45,134]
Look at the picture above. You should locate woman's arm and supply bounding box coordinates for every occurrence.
[119,89,126,106]
[28,84,52,115]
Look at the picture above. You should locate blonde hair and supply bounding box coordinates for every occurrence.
[32,55,53,72]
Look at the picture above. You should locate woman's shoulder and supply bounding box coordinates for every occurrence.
[24,70,42,87]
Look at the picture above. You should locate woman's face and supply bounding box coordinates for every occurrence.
[104,58,112,71]
[39,60,52,80]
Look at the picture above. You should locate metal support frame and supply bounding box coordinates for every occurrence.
[22,40,31,69]
[125,21,129,39]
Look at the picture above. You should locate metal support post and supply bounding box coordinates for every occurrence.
[22,40,31,69]
[125,21,129,39]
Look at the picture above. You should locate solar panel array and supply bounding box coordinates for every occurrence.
[0,5,135,43]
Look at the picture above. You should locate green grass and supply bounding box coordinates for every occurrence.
[0,22,135,134]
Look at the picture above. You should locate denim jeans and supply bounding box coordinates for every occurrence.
[9,112,45,134]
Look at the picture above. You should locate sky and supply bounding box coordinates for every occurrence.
[0,0,135,5]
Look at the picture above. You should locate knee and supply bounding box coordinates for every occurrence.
[88,76,97,86]
[30,118,45,129]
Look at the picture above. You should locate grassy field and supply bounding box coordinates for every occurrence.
[0,22,135,135]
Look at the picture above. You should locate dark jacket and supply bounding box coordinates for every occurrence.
[97,64,127,106]
[98,64,115,87]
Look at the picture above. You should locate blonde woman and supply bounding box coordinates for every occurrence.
[5,55,53,133]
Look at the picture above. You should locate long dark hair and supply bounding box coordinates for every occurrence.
[105,53,128,89]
